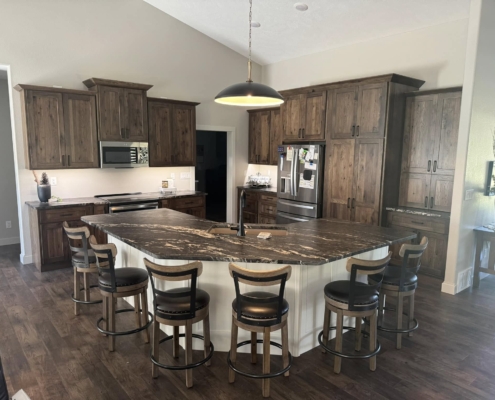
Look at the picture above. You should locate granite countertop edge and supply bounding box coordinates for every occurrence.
[237,185,278,194]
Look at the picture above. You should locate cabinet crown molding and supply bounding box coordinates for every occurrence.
[147,97,200,107]
[15,84,96,96]
[83,77,153,91]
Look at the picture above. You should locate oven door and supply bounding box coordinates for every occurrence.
[100,142,149,168]
[109,202,159,214]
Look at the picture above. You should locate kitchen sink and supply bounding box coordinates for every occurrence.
[207,224,288,237]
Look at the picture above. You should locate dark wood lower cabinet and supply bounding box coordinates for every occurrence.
[237,188,278,224]
[29,204,108,272]
[158,195,206,219]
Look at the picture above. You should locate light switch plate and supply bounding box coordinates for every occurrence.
[465,189,474,201]
[170,173,175,179]
[50,177,57,186]
[180,172,191,180]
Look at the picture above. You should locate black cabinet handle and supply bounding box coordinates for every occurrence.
[126,128,130,139]
[62,155,65,166]
[59,213,74,217]
[411,220,425,225]
[351,198,356,209]
[356,125,360,137]
[120,128,124,138]
[352,125,356,137]
[298,128,302,138]
[433,160,437,172]
[427,160,431,172]
[430,196,434,208]
[68,155,71,166]
[302,128,305,138]
[347,198,351,209]
[424,196,428,208]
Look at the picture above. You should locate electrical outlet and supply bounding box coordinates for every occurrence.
[170,173,175,179]
[180,172,191,180]
[50,177,57,186]
[6,221,11,229]
[465,189,474,200]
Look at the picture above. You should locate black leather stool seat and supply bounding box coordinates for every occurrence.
[369,264,418,291]
[156,288,210,315]
[72,249,97,265]
[232,291,289,320]
[324,281,379,311]
[99,268,148,288]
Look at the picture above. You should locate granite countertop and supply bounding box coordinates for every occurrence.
[26,191,207,210]
[386,207,450,219]
[82,208,416,265]
[237,185,278,194]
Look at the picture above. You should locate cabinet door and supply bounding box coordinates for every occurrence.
[328,87,358,139]
[418,231,448,278]
[185,207,205,219]
[270,109,282,165]
[98,86,125,141]
[283,95,304,141]
[324,140,354,220]
[429,175,454,212]
[148,101,173,167]
[63,94,99,168]
[351,139,384,225]
[433,91,461,176]
[25,90,66,169]
[399,173,431,209]
[259,215,276,224]
[41,222,67,264]
[356,83,387,138]
[172,104,196,166]
[91,205,108,244]
[243,212,258,224]
[302,91,326,140]
[258,111,271,164]
[248,112,259,164]
[125,88,148,141]
[387,223,418,265]
[402,95,438,174]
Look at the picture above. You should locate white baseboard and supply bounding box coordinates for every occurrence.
[441,281,456,295]
[20,253,33,265]
[0,236,20,246]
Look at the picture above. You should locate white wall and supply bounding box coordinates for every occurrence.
[443,0,495,294]
[262,19,468,91]
[0,78,20,245]
[0,0,261,263]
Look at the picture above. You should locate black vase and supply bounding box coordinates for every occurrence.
[37,184,51,203]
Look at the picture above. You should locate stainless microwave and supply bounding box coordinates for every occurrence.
[100,142,149,168]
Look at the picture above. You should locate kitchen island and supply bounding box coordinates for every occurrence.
[82,208,415,356]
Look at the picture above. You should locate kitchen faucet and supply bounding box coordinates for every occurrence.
[238,189,246,237]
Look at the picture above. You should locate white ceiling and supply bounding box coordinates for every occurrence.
[144,0,470,65]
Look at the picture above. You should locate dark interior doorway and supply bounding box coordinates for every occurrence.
[196,130,227,222]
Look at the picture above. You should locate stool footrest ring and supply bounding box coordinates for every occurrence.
[227,339,292,379]
[96,309,153,336]
[318,328,381,359]
[150,333,214,370]
[376,307,419,333]
[71,284,102,305]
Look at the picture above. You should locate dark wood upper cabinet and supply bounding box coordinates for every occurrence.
[248,108,282,165]
[269,109,282,165]
[356,83,387,138]
[248,112,259,164]
[283,95,304,141]
[83,78,152,142]
[281,91,326,141]
[328,87,358,139]
[148,98,199,167]
[399,88,461,211]
[17,85,99,170]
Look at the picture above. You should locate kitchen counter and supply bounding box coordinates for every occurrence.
[82,208,415,265]
[25,191,206,209]
[237,185,278,194]
[385,206,450,219]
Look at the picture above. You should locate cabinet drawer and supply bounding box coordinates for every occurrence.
[93,204,108,215]
[259,202,277,216]
[174,196,204,210]
[259,216,276,224]
[244,192,258,213]
[388,213,449,235]
[259,194,277,204]
[160,199,174,209]
[40,206,92,223]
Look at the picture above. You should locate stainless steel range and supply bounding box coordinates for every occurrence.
[95,192,159,214]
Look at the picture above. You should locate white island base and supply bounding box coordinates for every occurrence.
[110,236,388,357]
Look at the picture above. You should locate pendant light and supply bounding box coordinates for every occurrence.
[214,0,284,107]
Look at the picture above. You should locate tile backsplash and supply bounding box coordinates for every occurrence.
[245,164,278,188]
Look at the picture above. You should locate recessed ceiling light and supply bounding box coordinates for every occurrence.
[251,21,261,28]
[294,3,308,11]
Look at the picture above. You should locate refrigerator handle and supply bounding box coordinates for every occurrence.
[290,149,296,196]
[294,157,300,196]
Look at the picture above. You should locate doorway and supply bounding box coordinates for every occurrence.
[195,130,227,222]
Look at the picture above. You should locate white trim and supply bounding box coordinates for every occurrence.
[441,281,456,295]
[20,253,33,265]
[0,236,20,246]
[196,124,237,223]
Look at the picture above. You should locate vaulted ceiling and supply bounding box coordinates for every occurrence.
[144,0,470,65]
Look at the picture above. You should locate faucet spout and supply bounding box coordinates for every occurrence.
[238,189,246,237]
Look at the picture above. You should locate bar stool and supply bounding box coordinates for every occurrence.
[63,222,102,315]
[227,263,292,398]
[144,258,213,388]
[370,237,428,349]
[318,252,391,374]
[89,236,152,352]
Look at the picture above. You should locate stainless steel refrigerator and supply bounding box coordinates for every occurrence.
[276,144,325,224]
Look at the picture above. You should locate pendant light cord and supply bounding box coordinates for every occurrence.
[247,0,253,82]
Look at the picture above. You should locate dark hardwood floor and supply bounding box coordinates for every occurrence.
[1,243,495,399]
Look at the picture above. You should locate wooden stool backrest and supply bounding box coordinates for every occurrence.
[346,252,392,311]
[394,236,429,290]
[63,221,91,265]
[229,263,292,326]
[144,258,203,320]
[88,236,117,292]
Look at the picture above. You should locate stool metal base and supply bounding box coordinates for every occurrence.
[72,284,103,305]
[318,326,381,360]
[377,306,419,334]
[96,308,153,336]
[227,339,292,379]
[151,333,214,371]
